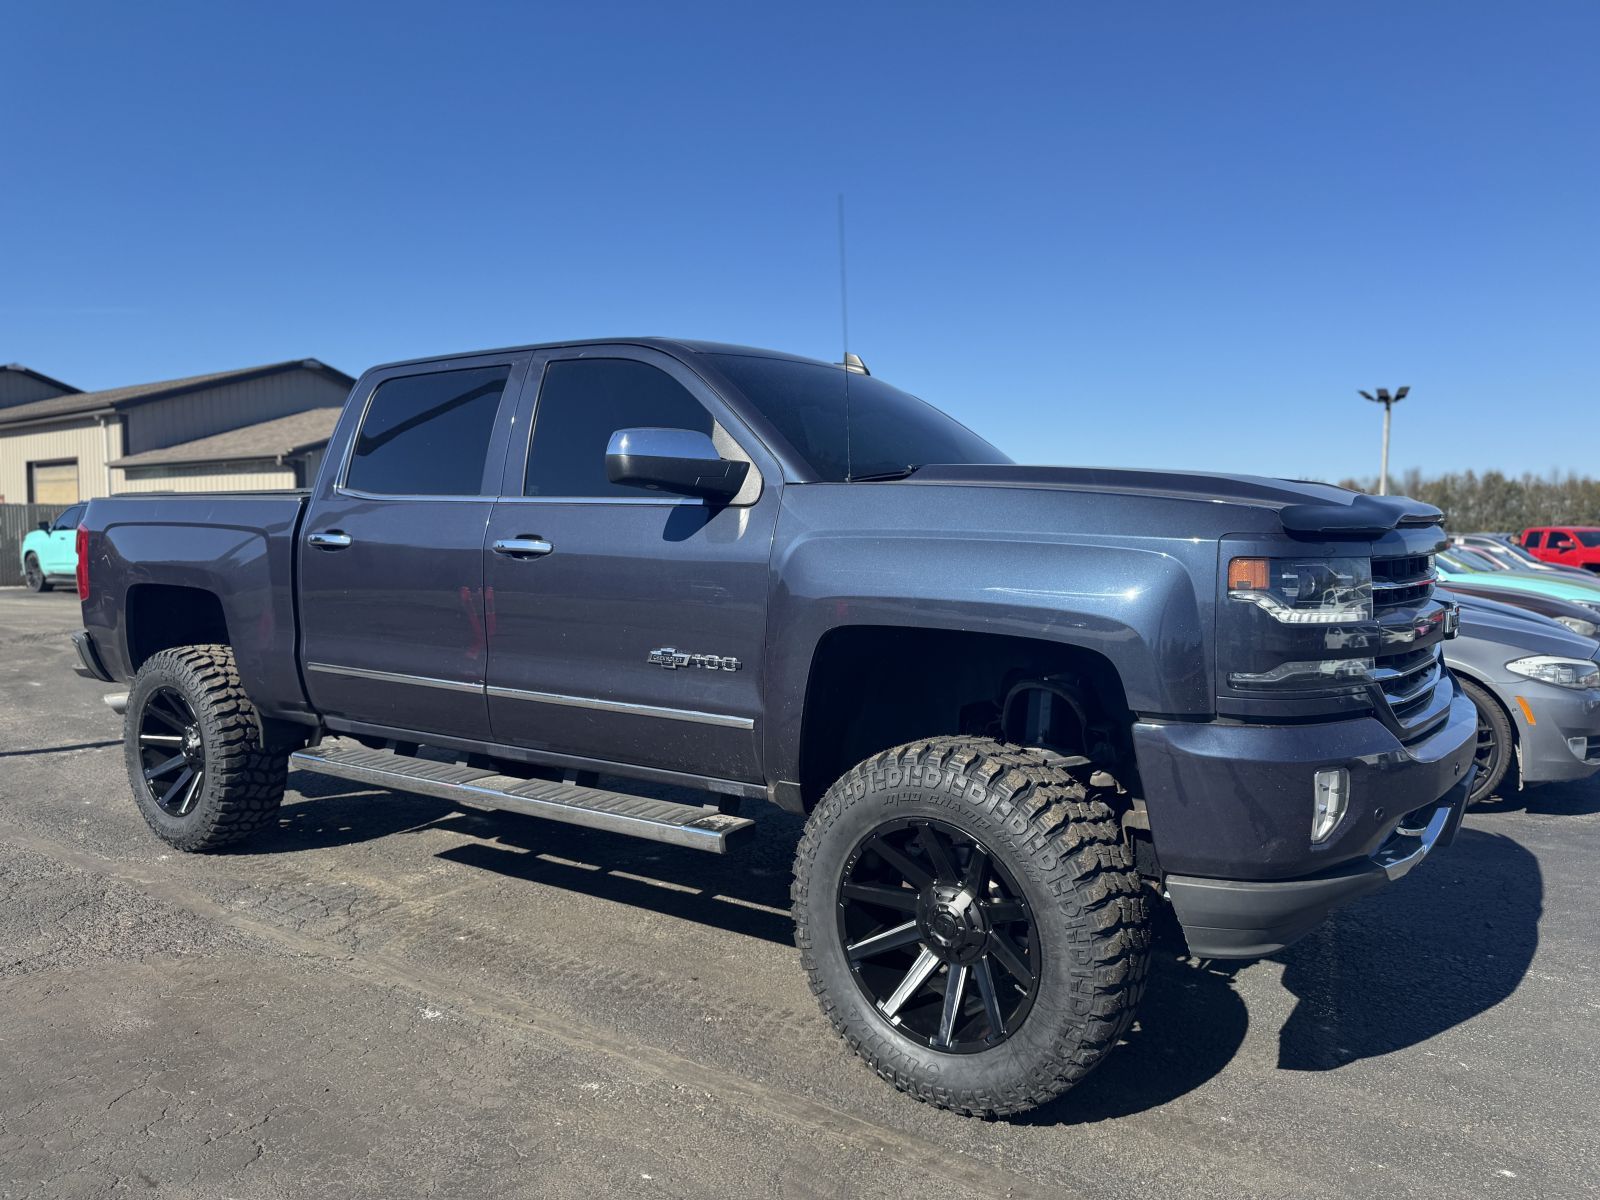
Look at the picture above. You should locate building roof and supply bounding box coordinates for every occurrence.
[1,364,80,396]
[0,359,353,429]
[110,406,342,470]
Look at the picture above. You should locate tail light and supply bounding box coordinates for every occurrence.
[75,524,89,600]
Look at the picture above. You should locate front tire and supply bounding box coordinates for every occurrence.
[123,644,287,851]
[1460,677,1514,805]
[792,737,1150,1117]
[24,553,51,592]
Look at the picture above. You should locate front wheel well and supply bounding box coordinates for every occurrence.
[125,584,230,671]
[797,625,1134,808]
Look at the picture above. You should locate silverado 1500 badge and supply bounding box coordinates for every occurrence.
[647,647,742,671]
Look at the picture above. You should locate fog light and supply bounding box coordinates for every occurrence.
[1313,768,1350,843]
[1568,736,1594,762]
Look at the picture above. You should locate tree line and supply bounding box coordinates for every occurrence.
[1333,469,1600,534]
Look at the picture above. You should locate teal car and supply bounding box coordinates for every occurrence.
[20,503,83,593]
[1437,547,1600,607]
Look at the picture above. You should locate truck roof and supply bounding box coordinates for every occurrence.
[365,337,833,375]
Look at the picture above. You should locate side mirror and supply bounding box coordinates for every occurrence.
[605,428,750,502]
[38,520,51,533]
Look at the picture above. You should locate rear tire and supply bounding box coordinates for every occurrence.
[123,644,287,851]
[23,553,51,592]
[1460,677,1514,805]
[792,736,1150,1117]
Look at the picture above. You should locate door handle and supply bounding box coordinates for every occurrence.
[307,530,353,550]
[492,536,554,559]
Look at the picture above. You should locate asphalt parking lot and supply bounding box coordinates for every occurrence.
[1,588,1596,1199]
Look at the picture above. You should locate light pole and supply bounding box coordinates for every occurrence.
[1358,386,1409,495]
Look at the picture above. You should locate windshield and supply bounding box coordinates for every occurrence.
[704,353,1010,481]
[1448,547,1503,571]
[1577,531,1600,547]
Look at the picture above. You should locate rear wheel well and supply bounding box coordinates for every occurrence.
[797,626,1134,808]
[125,585,229,671]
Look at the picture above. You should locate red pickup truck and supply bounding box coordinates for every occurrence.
[1520,527,1600,573]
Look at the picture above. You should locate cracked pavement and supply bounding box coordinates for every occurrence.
[1,588,1597,1198]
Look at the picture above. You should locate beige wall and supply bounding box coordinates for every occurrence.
[125,369,351,456]
[114,460,297,494]
[0,416,123,504]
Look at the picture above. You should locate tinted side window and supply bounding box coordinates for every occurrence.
[1523,531,1542,548]
[525,359,712,497]
[345,366,510,496]
[53,505,84,530]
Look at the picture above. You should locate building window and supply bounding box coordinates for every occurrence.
[28,459,79,504]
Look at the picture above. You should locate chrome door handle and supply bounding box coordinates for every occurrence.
[492,536,554,559]
[307,531,353,550]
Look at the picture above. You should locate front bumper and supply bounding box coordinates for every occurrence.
[1132,681,1477,880]
[1164,773,1470,957]
[1509,683,1600,784]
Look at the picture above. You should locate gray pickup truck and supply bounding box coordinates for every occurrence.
[73,338,1477,1116]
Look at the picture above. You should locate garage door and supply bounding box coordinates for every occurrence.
[29,460,79,504]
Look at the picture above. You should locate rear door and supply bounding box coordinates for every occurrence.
[298,354,529,739]
[482,347,780,784]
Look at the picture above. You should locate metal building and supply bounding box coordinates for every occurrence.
[0,360,353,503]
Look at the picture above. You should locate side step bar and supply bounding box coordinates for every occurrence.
[290,743,756,854]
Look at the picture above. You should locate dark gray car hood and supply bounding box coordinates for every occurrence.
[908,465,1443,536]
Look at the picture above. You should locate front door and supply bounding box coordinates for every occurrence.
[43,504,84,575]
[483,349,778,784]
[298,356,526,740]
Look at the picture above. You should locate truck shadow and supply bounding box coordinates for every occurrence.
[1474,776,1600,816]
[262,776,1543,1123]
[1262,826,1541,1073]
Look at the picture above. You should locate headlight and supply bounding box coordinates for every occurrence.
[1227,557,1373,624]
[1554,615,1599,638]
[1506,655,1600,690]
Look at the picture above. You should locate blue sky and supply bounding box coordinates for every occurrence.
[3,1,1595,482]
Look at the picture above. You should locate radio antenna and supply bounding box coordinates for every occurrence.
[838,193,854,481]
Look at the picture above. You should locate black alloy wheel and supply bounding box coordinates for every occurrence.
[23,553,49,592]
[1458,677,1512,805]
[838,818,1039,1052]
[135,685,208,816]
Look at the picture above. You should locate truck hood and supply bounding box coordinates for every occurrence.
[907,464,1442,536]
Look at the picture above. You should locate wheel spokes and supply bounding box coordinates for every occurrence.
[159,766,194,811]
[986,899,1027,925]
[879,946,941,1019]
[961,846,989,894]
[937,962,969,1048]
[841,882,919,912]
[138,733,184,747]
[838,818,1040,1053]
[972,956,1007,1039]
[175,768,204,815]
[868,838,933,891]
[987,931,1034,989]
[917,825,958,882]
[143,701,188,734]
[144,753,188,781]
[846,919,923,961]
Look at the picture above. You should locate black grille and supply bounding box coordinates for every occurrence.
[1371,553,1442,726]
[1372,553,1436,610]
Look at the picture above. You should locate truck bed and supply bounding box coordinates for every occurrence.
[79,490,315,724]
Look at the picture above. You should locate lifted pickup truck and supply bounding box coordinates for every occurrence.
[74,338,1476,1117]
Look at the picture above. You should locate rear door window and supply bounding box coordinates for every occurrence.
[1523,531,1543,548]
[344,366,511,496]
